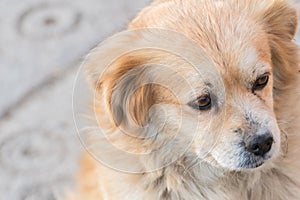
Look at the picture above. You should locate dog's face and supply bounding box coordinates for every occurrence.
[190,44,280,170]
[86,0,298,172]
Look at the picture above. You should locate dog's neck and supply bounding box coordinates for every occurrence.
[143,155,299,200]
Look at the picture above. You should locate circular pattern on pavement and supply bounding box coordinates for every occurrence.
[0,129,66,173]
[18,4,81,39]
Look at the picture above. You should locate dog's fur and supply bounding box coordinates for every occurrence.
[69,0,300,199]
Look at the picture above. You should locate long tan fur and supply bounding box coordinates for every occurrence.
[69,0,300,199]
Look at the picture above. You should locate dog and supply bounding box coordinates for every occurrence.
[68,0,300,199]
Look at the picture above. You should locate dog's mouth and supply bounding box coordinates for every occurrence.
[237,154,272,170]
[208,149,275,171]
[203,151,272,171]
[204,135,279,171]
[239,160,264,169]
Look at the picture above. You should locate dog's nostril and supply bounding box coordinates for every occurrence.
[233,128,242,134]
[246,133,273,156]
[250,144,260,152]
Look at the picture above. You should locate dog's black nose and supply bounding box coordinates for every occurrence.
[245,133,273,156]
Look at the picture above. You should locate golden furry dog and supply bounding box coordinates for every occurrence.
[69,0,300,199]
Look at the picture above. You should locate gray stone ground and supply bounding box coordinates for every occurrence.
[1,0,300,200]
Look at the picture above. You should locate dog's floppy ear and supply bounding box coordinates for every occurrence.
[87,50,156,128]
[257,0,299,91]
[106,55,156,127]
[83,30,164,129]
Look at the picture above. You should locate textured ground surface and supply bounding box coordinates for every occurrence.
[1,0,300,200]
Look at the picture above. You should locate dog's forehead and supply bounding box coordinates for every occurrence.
[239,47,258,71]
[222,45,272,76]
[187,45,270,74]
[240,46,271,73]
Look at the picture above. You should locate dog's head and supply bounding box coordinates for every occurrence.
[85,0,299,172]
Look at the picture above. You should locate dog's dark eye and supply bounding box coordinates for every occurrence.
[189,95,212,110]
[253,75,269,91]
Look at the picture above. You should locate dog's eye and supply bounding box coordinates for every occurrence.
[189,95,212,111]
[253,75,269,91]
